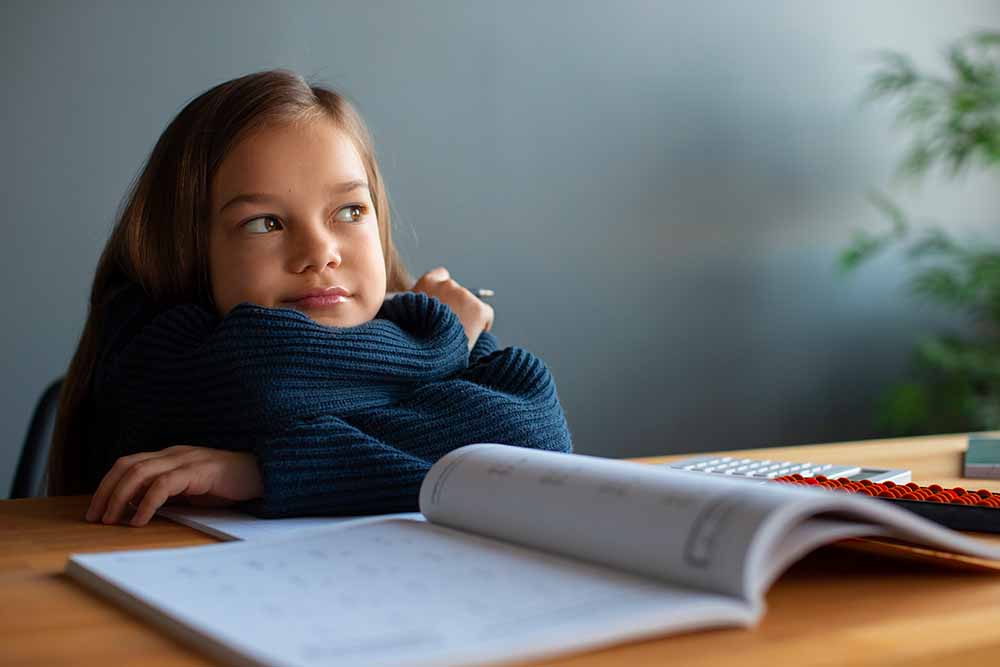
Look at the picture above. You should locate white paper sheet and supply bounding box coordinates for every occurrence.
[154,505,423,541]
[68,518,751,667]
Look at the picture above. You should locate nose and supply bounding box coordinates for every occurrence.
[289,221,342,274]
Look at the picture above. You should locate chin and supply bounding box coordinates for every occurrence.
[279,298,376,328]
[301,311,369,329]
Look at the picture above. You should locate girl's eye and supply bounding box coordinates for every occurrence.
[334,204,369,223]
[243,216,282,234]
[241,205,367,233]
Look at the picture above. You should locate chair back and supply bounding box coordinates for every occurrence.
[12,378,63,498]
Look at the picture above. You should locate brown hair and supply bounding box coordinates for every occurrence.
[48,69,413,496]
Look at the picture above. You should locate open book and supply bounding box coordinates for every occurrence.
[66,443,1000,667]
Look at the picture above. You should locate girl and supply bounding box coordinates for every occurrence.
[49,69,573,526]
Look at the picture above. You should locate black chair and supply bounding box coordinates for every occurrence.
[11,378,63,499]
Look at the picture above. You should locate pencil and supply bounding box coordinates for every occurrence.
[386,289,494,301]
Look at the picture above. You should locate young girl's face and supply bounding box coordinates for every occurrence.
[208,117,386,328]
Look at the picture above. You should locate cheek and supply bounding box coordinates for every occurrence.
[210,241,282,312]
[363,231,387,286]
[354,228,387,318]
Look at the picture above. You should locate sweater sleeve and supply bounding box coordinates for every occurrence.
[470,330,499,364]
[235,418,435,518]
[238,344,574,518]
[455,344,574,455]
[234,348,573,518]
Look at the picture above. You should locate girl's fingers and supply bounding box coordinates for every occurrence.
[86,451,168,522]
[427,266,449,282]
[483,303,494,332]
[100,455,186,524]
[414,267,449,292]
[129,468,194,527]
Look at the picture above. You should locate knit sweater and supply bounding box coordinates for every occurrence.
[83,284,573,518]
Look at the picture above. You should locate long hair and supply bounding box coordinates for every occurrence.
[48,69,413,496]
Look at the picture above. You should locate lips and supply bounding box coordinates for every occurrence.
[284,286,352,308]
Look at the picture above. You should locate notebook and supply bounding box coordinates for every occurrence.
[66,443,1000,667]
[965,436,1000,479]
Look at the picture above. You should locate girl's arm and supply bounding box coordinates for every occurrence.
[237,419,435,518]
[178,350,572,521]
[238,343,573,518]
[94,285,570,519]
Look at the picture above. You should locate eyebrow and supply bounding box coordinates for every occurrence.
[217,180,370,214]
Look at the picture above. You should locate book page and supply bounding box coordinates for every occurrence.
[419,444,1000,602]
[420,444,803,598]
[67,518,753,667]
[154,506,424,541]
[737,482,1000,601]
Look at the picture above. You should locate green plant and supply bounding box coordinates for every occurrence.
[840,30,1000,436]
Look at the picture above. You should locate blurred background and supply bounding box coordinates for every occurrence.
[3,0,999,497]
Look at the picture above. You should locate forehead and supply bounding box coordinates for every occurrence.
[211,117,367,204]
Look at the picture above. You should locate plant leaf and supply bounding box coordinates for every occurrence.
[866,190,908,236]
[906,228,960,260]
[839,230,889,272]
[909,266,973,308]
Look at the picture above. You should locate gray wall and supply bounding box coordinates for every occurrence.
[3,1,999,496]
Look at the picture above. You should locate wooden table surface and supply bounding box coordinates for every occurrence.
[5,432,1000,667]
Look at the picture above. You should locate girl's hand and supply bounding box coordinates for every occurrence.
[85,445,264,527]
[412,267,494,352]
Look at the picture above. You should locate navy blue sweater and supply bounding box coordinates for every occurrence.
[84,285,573,518]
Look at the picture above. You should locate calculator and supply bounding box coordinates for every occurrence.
[663,455,912,484]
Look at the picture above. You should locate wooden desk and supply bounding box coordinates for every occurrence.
[5,433,1000,666]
